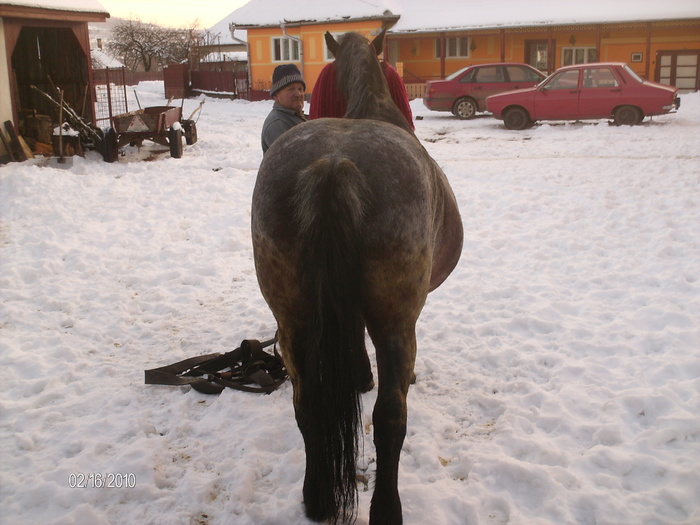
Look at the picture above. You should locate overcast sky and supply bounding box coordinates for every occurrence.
[99,0,248,28]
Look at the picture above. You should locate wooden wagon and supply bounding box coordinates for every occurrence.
[102,105,198,162]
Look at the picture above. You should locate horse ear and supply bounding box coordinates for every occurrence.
[371,29,386,56]
[325,31,339,57]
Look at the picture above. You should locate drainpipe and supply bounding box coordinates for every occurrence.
[229,23,250,96]
[280,23,304,77]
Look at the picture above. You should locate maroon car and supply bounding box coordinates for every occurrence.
[486,62,680,130]
[423,63,546,119]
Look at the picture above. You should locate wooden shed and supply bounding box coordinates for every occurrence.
[1,0,109,162]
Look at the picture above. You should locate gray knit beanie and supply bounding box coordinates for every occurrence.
[270,64,305,97]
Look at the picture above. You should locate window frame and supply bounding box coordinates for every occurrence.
[435,37,470,59]
[562,47,597,66]
[272,36,300,62]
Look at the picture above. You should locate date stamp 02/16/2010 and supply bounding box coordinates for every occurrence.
[68,472,136,489]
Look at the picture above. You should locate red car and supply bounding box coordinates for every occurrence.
[486,62,680,129]
[423,63,546,119]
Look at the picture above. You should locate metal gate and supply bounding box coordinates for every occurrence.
[92,67,129,126]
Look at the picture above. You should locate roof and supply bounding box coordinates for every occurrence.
[201,50,248,63]
[91,47,124,68]
[223,0,398,29]
[0,0,108,15]
[216,0,700,35]
[205,16,247,46]
[390,0,700,34]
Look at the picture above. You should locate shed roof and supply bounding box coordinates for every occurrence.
[0,0,108,16]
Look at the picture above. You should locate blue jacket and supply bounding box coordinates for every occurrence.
[261,103,307,153]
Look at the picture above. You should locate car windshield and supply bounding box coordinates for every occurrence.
[623,64,644,83]
[536,72,556,88]
[445,67,471,81]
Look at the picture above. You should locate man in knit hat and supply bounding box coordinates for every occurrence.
[261,64,307,153]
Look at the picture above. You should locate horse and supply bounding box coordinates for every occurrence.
[251,30,463,524]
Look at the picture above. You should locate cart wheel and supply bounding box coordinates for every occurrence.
[169,126,183,159]
[102,127,119,163]
[183,120,198,145]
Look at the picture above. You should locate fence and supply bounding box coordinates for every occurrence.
[92,68,129,125]
[405,83,425,100]
[190,70,248,97]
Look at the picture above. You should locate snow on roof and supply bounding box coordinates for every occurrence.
[218,0,700,33]
[201,50,248,63]
[0,0,108,15]
[224,0,397,28]
[389,0,700,33]
[90,47,124,68]
[205,16,247,46]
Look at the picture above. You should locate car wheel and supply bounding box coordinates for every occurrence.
[503,107,531,130]
[613,105,642,126]
[453,98,477,120]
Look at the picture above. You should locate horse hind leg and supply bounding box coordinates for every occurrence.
[356,338,375,393]
[367,327,417,525]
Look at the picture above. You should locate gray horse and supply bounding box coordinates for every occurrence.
[251,31,463,524]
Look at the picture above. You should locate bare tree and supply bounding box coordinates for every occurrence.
[107,18,201,72]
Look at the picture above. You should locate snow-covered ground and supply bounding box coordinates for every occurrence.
[1,82,698,525]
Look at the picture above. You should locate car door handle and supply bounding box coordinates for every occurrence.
[611,88,621,92]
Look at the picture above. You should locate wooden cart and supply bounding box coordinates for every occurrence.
[102,105,198,162]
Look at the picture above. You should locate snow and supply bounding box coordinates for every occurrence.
[221,0,700,32]
[204,17,248,46]
[200,51,247,63]
[1,81,699,525]
[388,0,700,33]
[91,48,125,69]
[0,0,108,15]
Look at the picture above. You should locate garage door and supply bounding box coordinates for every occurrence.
[656,51,700,92]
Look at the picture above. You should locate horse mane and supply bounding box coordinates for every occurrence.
[330,32,414,134]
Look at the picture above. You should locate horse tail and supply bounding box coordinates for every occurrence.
[294,156,368,523]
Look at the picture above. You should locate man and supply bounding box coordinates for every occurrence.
[261,64,307,153]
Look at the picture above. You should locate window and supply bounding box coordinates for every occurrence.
[545,70,580,90]
[505,65,543,83]
[435,37,470,58]
[582,68,619,88]
[469,66,503,83]
[527,41,549,70]
[272,37,300,62]
[562,47,596,66]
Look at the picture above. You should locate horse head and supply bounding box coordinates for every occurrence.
[325,29,386,58]
[324,30,412,133]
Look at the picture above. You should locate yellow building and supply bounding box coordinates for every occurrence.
[222,0,700,98]
[230,13,398,95]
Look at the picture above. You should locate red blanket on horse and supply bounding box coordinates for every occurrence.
[309,61,415,129]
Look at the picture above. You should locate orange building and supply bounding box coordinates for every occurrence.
[223,1,700,98]
[231,16,398,94]
[388,19,700,97]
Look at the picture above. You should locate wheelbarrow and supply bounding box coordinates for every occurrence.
[102,104,198,162]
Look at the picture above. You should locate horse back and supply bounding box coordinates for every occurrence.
[253,119,462,297]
